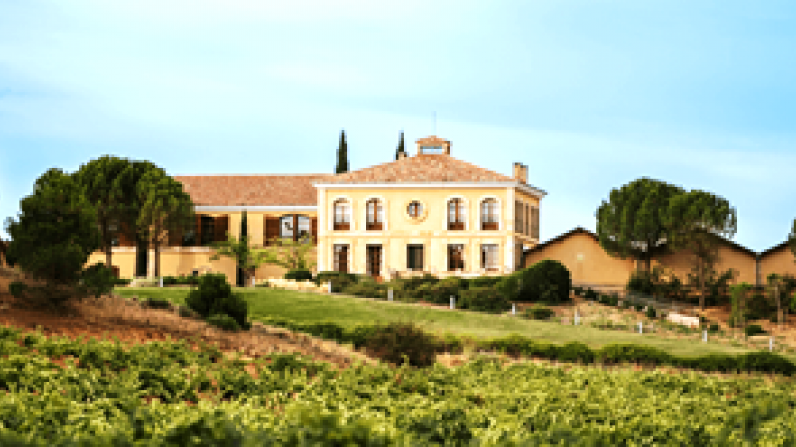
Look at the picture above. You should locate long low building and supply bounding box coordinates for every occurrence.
[523,226,795,289]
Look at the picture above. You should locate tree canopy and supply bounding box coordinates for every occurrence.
[596,177,685,272]
[136,169,195,278]
[4,168,100,300]
[665,189,737,309]
[73,155,135,268]
[789,218,796,260]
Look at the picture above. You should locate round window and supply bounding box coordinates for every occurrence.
[407,201,423,218]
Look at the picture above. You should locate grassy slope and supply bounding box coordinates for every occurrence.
[114,287,751,358]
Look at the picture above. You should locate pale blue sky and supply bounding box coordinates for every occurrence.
[1,1,795,252]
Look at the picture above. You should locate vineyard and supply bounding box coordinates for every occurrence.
[1,323,796,445]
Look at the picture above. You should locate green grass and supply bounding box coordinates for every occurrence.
[113,286,753,358]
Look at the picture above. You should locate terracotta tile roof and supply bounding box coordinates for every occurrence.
[173,174,334,206]
[322,154,517,184]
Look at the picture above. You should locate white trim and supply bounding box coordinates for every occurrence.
[314,182,547,198]
[195,205,316,212]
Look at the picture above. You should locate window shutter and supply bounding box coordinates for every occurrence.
[214,215,229,242]
[311,217,318,243]
[264,216,280,245]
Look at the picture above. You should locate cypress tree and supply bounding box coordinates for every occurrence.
[237,210,248,286]
[335,130,349,174]
[395,131,406,160]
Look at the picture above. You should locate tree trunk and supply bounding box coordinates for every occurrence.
[644,256,651,273]
[105,246,113,271]
[153,238,160,278]
[777,282,782,326]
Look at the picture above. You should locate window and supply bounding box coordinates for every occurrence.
[531,207,540,239]
[407,201,423,218]
[448,244,465,271]
[333,244,349,273]
[481,244,499,271]
[420,145,444,154]
[366,198,383,230]
[280,215,311,242]
[200,215,215,246]
[407,245,424,271]
[448,198,466,230]
[367,245,382,277]
[182,219,198,247]
[480,199,499,231]
[514,200,524,234]
[525,203,530,236]
[333,199,351,230]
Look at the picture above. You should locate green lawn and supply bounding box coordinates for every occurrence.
[114,286,753,358]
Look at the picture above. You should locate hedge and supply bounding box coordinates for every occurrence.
[257,316,796,376]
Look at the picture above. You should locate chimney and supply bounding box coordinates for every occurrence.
[513,163,528,184]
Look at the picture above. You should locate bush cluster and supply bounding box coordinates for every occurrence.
[363,322,441,367]
[459,287,510,313]
[207,313,241,331]
[524,305,555,320]
[500,260,571,304]
[744,324,766,337]
[284,269,313,282]
[185,274,250,330]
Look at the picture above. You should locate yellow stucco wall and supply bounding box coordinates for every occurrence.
[524,230,759,289]
[653,244,758,285]
[524,232,635,287]
[760,246,796,280]
[85,210,318,284]
[317,187,540,277]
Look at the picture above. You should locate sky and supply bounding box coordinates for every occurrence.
[1,0,795,252]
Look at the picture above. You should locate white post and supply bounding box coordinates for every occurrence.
[512,303,516,315]
[450,296,455,310]
[702,330,707,343]
[328,282,333,294]
[638,321,642,334]
[770,337,774,352]
[574,310,580,325]
[252,276,255,287]
[388,288,393,302]
[159,276,163,288]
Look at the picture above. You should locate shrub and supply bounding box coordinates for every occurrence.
[466,276,503,289]
[627,269,656,296]
[709,323,720,333]
[79,262,117,298]
[572,286,584,296]
[185,273,249,329]
[597,344,671,366]
[557,342,595,364]
[583,288,598,300]
[419,278,466,305]
[178,306,200,319]
[144,297,172,310]
[8,281,28,298]
[523,305,555,320]
[364,323,440,367]
[744,324,766,337]
[207,313,241,331]
[645,306,657,319]
[634,304,644,312]
[114,278,132,286]
[512,260,572,304]
[739,351,796,375]
[459,287,509,313]
[284,269,313,282]
[315,271,357,293]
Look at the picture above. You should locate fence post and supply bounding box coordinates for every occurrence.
[638,321,642,334]
[159,276,163,288]
[388,288,393,302]
[702,330,707,343]
[252,276,255,287]
[450,296,455,310]
[512,303,516,315]
[770,337,774,352]
[328,282,333,294]
[574,310,580,325]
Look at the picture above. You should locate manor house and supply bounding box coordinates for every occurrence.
[87,136,545,284]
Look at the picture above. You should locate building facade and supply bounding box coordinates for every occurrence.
[85,135,546,283]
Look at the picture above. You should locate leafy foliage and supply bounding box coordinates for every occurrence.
[363,322,441,367]
[500,260,572,304]
[185,273,249,329]
[207,314,241,331]
[4,168,100,304]
[523,305,555,320]
[79,262,117,298]
[284,269,313,281]
[459,286,510,313]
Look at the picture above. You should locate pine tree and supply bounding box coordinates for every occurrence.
[335,130,349,174]
[395,131,406,160]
